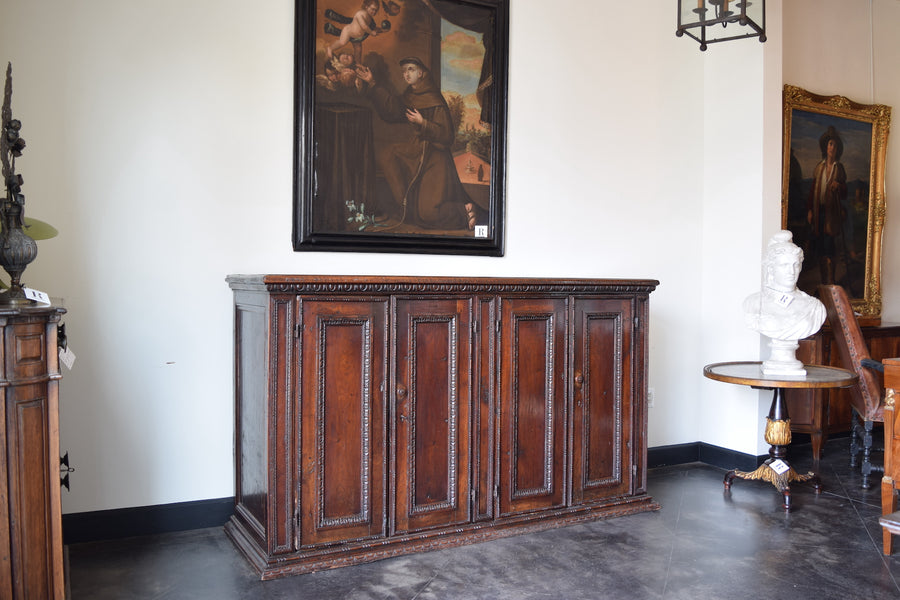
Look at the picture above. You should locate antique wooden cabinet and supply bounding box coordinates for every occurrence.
[880,356,900,554]
[0,305,66,599]
[225,275,658,579]
[787,323,900,459]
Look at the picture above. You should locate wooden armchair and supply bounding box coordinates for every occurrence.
[818,284,885,489]
[881,357,900,554]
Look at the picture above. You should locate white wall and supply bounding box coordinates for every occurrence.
[0,0,890,514]
[698,6,785,456]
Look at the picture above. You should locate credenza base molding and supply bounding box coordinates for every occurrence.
[226,495,659,580]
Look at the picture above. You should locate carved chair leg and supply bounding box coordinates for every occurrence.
[849,409,861,468]
[862,419,875,489]
[860,419,886,490]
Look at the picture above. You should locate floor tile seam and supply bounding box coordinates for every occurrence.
[659,528,882,552]
[407,556,450,600]
[886,568,900,594]
[874,550,900,594]
[816,489,870,505]
[784,539,888,553]
[820,473,884,508]
[832,476,883,506]
[841,484,900,570]
[827,458,884,505]
[660,469,690,538]
[658,472,687,597]
[818,463,876,505]
[848,495,885,510]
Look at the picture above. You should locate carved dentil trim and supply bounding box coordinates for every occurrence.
[264,282,657,295]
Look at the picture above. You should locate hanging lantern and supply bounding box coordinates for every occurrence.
[677,0,766,51]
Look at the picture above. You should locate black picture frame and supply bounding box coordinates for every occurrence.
[292,0,509,255]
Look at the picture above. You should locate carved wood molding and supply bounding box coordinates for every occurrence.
[227,275,660,296]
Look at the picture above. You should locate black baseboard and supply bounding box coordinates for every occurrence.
[648,441,764,472]
[62,497,234,545]
[60,442,779,545]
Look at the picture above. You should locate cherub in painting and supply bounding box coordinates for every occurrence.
[324,0,385,62]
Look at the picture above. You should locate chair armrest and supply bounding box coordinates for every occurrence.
[861,358,885,373]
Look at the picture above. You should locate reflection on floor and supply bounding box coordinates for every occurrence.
[67,437,900,599]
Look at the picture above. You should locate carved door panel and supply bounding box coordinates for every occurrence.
[393,298,472,534]
[298,299,387,547]
[498,297,567,516]
[571,298,633,503]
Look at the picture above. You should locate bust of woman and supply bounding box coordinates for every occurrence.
[743,231,826,374]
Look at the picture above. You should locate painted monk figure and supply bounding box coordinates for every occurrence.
[356,56,481,230]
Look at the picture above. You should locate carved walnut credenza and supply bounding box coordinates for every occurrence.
[225,275,659,579]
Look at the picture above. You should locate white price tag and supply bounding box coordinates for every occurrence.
[769,459,790,475]
[774,292,793,308]
[59,345,76,370]
[24,287,51,304]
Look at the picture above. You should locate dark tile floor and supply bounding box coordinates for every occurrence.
[67,437,900,599]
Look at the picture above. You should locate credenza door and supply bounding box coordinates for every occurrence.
[498,297,567,516]
[571,298,633,503]
[298,299,388,547]
[392,298,473,534]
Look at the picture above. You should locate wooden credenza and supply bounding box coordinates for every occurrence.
[786,323,900,459]
[0,305,66,599]
[225,275,658,579]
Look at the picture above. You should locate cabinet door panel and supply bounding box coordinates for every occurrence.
[499,298,566,515]
[393,298,472,533]
[6,386,57,599]
[299,300,387,547]
[572,298,632,503]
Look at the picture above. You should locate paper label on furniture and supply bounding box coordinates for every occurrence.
[24,287,50,304]
[769,459,790,475]
[774,292,793,308]
[59,346,76,370]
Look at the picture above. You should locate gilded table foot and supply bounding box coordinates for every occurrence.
[723,459,819,510]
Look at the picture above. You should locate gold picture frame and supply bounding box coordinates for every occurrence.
[782,84,891,322]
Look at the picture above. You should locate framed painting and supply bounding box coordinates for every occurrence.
[292,0,509,255]
[781,84,891,321]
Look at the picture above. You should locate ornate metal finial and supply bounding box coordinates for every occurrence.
[1,62,14,179]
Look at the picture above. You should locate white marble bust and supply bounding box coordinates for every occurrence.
[743,231,826,375]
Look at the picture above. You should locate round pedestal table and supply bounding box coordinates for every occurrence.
[703,361,857,510]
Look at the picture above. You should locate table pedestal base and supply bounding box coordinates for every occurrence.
[722,388,820,511]
[724,460,818,510]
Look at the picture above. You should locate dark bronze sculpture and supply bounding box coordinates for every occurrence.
[0,62,38,305]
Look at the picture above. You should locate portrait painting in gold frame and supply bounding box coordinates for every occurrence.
[782,85,891,322]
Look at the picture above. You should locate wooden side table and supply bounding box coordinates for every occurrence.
[703,361,857,510]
